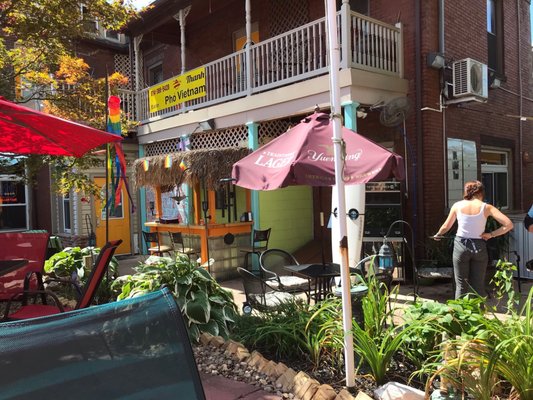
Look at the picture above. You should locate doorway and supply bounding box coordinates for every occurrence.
[94,177,131,254]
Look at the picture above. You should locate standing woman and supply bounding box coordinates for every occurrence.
[434,180,513,298]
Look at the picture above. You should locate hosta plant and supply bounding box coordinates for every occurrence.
[112,254,238,343]
[44,246,119,303]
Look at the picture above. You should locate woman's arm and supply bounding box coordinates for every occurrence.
[433,204,457,239]
[483,205,513,240]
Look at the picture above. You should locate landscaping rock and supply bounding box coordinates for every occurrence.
[353,392,372,400]
[298,379,320,400]
[248,350,264,367]
[293,371,313,395]
[209,335,225,348]
[261,360,279,375]
[276,368,298,392]
[312,384,337,400]
[273,362,289,378]
[374,382,425,400]
[199,332,213,346]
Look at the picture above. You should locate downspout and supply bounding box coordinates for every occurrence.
[516,0,523,210]
[175,7,191,74]
[439,0,447,210]
[415,0,424,241]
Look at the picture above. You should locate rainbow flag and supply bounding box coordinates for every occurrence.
[164,155,172,168]
[107,95,122,135]
[104,95,135,213]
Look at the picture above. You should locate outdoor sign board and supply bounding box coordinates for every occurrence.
[148,67,207,113]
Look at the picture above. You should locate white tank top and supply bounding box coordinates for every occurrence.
[456,202,487,238]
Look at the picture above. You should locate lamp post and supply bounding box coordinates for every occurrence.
[380,220,418,301]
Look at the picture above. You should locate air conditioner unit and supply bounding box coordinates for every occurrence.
[452,58,488,100]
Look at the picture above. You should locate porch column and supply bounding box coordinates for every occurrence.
[180,134,193,224]
[340,0,352,69]
[245,0,252,96]
[396,22,404,79]
[331,101,365,268]
[138,144,147,254]
[173,7,190,74]
[133,35,143,120]
[246,121,259,230]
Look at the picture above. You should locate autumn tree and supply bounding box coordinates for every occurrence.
[0,0,139,196]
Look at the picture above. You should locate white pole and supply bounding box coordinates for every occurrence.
[325,0,355,388]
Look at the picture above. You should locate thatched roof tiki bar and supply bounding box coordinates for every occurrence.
[134,147,253,280]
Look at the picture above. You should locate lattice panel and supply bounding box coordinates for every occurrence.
[139,53,146,89]
[145,138,181,156]
[259,119,292,145]
[145,119,296,156]
[190,126,248,150]
[114,54,131,89]
[269,0,309,37]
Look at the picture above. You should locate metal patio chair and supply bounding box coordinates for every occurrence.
[259,248,311,302]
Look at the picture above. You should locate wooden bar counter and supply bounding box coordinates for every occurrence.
[146,221,253,280]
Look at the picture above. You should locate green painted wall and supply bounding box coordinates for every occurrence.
[214,186,248,223]
[258,186,313,253]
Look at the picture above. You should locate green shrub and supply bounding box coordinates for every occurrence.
[402,295,486,370]
[44,246,118,303]
[112,254,238,343]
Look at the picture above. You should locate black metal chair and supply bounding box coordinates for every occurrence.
[240,228,271,272]
[168,232,199,260]
[237,267,295,313]
[142,231,172,257]
[259,249,311,302]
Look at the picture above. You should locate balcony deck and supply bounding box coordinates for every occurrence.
[119,11,403,126]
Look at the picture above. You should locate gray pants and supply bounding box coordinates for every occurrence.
[452,237,488,299]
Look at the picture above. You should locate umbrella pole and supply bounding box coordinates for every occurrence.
[104,75,110,244]
[326,0,355,388]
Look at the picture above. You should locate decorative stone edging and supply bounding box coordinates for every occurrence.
[198,332,372,400]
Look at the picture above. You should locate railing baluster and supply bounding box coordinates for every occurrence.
[122,13,402,123]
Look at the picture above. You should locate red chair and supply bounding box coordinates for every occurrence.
[2,239,122,320]
[0,232,50,302]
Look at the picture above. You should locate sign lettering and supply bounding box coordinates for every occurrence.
[148,67,207,113]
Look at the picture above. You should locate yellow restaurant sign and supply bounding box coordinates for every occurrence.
[148,67,206,113]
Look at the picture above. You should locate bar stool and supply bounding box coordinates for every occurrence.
[142,231,172,257]
[168,232,199,261]
[240,228,271,274]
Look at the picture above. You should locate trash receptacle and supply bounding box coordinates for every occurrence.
[333,285,368,325]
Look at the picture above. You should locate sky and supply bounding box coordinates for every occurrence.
[134,0,153,10]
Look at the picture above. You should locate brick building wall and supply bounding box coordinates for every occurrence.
[370,0,533,239]
[135,0,532,254]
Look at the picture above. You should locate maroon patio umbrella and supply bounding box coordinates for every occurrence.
[0,97,122,157]
[232,112,405,189]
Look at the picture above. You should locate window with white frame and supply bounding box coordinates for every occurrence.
[0,176,28,231]
[447,138,477,207]
[481,148,510,209]
[62,193,71,232]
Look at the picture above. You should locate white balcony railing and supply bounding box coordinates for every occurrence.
[121,11,402,123]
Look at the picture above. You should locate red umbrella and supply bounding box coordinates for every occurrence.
[232,112,405,189]
[0,97,122,157]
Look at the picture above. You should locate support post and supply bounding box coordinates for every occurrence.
[326,0,355,388]
[247,121,259,230]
